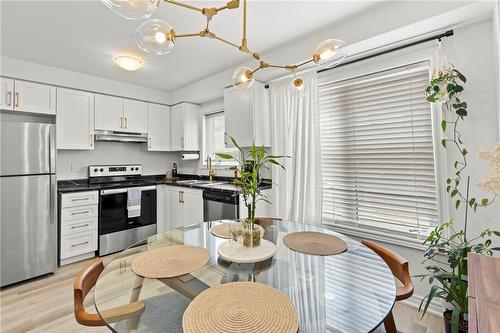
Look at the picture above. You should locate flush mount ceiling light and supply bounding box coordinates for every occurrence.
[114,56,143,71]
[102,0,346,88]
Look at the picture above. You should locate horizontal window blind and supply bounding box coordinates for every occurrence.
[319,63,438,237]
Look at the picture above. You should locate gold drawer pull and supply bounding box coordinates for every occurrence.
[71,223,89,229]
[7,91,12,106]
[71,210,90,215]
[15,92,19,107]
[71,197,89,202]
[71,241,89,247]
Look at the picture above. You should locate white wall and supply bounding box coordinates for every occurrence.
[494,0,500,137]
[57,142,179,180]
[0,57,172,105]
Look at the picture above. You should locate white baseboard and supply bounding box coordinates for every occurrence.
[401,293,443,318]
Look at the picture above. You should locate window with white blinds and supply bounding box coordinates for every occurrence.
[319,63,439,238]
[204,111,238,165]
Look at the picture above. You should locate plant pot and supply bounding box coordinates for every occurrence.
[443,310,468,333]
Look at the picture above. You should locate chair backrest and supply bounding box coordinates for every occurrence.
[74,259,105,326]
[254,216,282,223]
[361,240,414,300]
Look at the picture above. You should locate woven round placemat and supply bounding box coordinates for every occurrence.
[183,282,299,333]
[283,231,347,256]
[210,223,236,239]
[132,245,209,278]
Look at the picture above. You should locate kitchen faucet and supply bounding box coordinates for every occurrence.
[207,155,216,181]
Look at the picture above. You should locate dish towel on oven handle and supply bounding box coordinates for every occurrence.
[127,188,142,218]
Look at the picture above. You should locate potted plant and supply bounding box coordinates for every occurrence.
[418,65,499,333]
[216,135,288,247]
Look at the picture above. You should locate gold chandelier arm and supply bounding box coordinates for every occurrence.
[240,0,248,51]
[175,32,202,38]
[295,58,315,68]
[163,0,203,13]
[213,34,243,50]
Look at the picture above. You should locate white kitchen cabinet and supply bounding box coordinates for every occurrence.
[0,77,14,110]
[147,103,171,151]
[224,81,270,147]
[0,78,56,115]
[95,94,123,131]
[169,103,200,151]
[56,88,95,150]
[166,186,203,230]
[59,191,98,266]
[95,94,148,133]
[124,99,148,133]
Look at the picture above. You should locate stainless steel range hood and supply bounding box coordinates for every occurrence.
[94,130,148,143]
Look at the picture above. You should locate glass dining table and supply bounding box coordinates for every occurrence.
[94,220,396,333]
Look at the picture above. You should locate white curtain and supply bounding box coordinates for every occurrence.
[269,72,322,225]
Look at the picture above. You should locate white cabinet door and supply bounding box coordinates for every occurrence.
[94,94,123,131]
[123,99,147,133]
[224,86,254,147]
[147,103,170,151]
[183,103,200,151]
[0,77,14,110]
[56,88,95,150]
[167,187,185,230]
[170,104,184,151]
[184,188,203,225]
[13,80,56,115]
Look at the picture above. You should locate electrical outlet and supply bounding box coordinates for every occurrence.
[71,161,80,172]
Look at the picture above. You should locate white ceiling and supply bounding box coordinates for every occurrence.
[1,0,383,91]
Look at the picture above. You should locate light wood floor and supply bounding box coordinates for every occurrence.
[0,256,443,333]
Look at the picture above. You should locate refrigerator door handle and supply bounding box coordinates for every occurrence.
[49,125,56,174]
[50,175,57,225]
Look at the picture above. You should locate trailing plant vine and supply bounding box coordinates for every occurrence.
[419,65,500,333]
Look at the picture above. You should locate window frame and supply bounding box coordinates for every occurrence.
[202,109,238,167]
[317,43,449,246]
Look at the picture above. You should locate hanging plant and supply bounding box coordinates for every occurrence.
[418,42,499,333]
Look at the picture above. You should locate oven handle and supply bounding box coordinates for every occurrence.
[100,186,157,195]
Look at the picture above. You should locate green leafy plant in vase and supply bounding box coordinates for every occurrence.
[217,135,288,247]
[418,64,499,333]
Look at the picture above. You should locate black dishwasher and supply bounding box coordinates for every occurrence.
[203,189,239,221]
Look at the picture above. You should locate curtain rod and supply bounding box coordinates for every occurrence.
[264,29,454,89]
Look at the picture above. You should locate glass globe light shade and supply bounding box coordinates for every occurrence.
[291,77,306,96]
[101,0,159,20]
[134,19,175,55]
[232,67,255,89]
[313,38,346,64]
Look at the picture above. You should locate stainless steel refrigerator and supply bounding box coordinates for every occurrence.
[1,115,57,286]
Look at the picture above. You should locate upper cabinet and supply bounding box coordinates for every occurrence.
[147,103,170,151]
[170,102,200,151]
[124,99,148,133]
[56,88,95,150]
[224,81,270,147]
[0,77,56,115]
[94,94,147,133]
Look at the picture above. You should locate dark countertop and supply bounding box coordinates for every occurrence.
[58,174,271,194]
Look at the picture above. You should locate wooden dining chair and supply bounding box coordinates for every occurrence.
[74,258,145,327]
[361,240,413,333]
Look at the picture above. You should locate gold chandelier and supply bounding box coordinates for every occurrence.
[102,0,346,89]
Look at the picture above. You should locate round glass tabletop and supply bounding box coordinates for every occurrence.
[94,220,396,333]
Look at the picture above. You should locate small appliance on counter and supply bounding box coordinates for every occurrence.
[89,164,157,256]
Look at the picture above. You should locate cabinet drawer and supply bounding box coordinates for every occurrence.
[60,217,97,236]
[61,191,98,208]
[61,204,98,222]
[60,230,97,259]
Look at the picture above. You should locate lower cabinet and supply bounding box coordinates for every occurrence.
[159,186,203,231]
[59,191,98,266]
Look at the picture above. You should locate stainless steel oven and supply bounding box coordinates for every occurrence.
[89,164,157,256]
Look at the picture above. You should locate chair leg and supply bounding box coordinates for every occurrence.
[383,311,397,333]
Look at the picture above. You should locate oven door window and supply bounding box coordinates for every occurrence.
[100,189,157,235]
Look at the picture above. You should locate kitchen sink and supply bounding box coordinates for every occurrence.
[176,179,228,186]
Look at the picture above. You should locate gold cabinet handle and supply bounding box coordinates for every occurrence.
[71,223,89,229]
[71,210,90,216]
[120,117,123,129]
[71,197,89,202]
[181,191,184,203]
[71,241,89,247]
[15,92,19,107]
[125,117,128,129]
[90,133,94,147]
[178,191,181,203]
[6,91,12,106]
[148,137,152,148]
